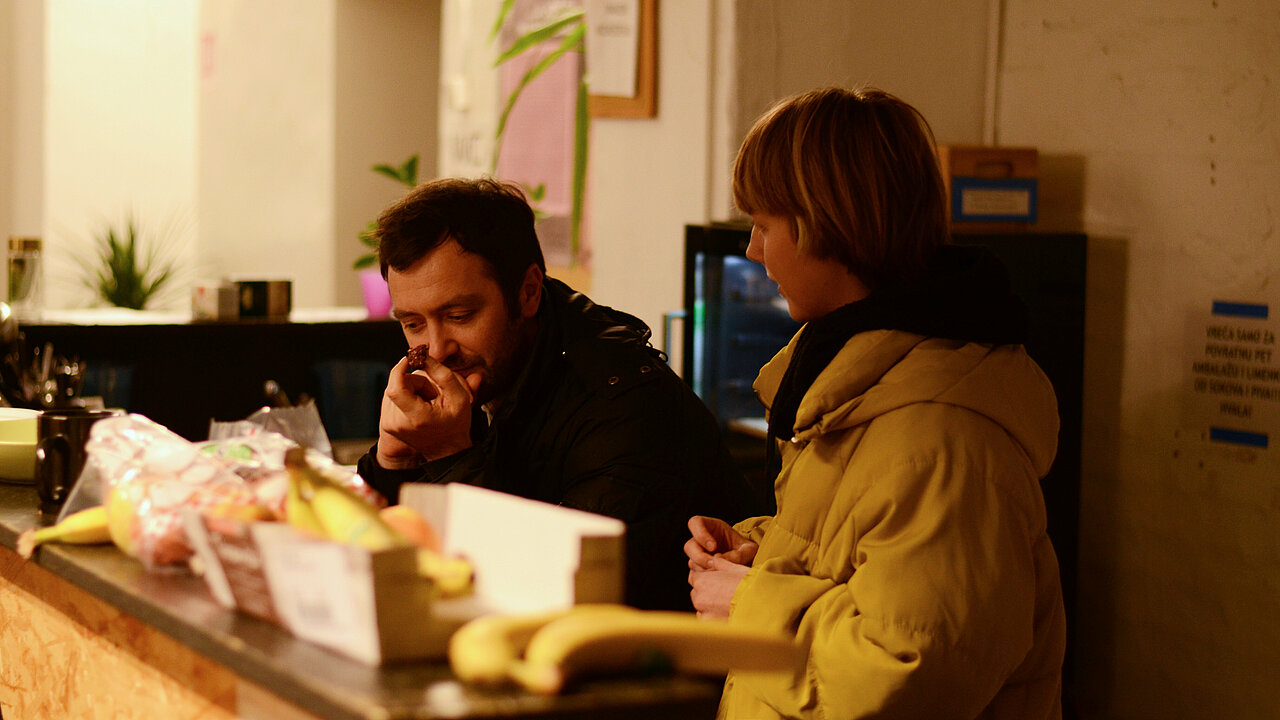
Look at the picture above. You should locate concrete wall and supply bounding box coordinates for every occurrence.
[591,3,1280,718]
[998,2,1280,717]
[587,0,991,363]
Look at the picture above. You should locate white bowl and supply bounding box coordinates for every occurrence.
[0,408,38,481]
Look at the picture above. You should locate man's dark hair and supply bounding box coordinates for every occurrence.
[375,177,547,315]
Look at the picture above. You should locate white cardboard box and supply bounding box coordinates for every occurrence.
[187,482,626,665]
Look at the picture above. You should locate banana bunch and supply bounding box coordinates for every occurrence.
[283,448,474,596]
[16,505,113,559]
[449,604,804,694]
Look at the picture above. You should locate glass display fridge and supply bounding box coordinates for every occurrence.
[680,222,801,434]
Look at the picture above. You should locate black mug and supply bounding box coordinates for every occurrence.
[35,408,121,512]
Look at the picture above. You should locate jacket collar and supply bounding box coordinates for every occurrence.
[756,328,1059,478]
[491,277,656,424]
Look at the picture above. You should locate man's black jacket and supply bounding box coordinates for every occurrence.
[357,278,763,610]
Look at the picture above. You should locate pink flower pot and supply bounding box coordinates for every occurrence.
[359,268,392,319]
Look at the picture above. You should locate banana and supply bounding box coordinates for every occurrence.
[16,505,112,559]
[105,482,139,558]
[284,447,407,551]
[283,448,477,595]
[416,547,475,598]
[284,459,327,538]
[448,604,636,684]
[508,608,805,695]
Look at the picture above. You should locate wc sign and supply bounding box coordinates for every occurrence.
[1185,300,1280,448]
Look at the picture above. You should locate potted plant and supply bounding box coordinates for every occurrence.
[76,215,181,310]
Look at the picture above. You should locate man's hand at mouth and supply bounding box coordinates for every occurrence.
[376,355,483,467]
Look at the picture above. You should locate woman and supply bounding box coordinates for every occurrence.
[685,87,1066,719]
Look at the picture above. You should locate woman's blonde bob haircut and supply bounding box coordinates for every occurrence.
[732,87,949,291]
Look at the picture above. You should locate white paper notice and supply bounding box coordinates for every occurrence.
[1183,300,1280,449]
[585,0,639,98]
[253,524,379,664]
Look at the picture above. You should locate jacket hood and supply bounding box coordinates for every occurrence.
[758,328,1059,478]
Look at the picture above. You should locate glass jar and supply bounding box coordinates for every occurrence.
[8,236,43,321]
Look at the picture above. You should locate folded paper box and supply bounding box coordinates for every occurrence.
[939,145,1038,232]
[184,482,626,665]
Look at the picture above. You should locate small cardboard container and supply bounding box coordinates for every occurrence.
[185,483,626,665]
[939,145,1038,232]
[233,279,292,319]
[192,282,239,322]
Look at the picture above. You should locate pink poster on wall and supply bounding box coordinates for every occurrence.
[494,2,587,268]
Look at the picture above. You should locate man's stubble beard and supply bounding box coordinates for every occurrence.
[472,313,538,407]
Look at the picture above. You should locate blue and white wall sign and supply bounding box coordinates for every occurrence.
[1185,300,1279,449]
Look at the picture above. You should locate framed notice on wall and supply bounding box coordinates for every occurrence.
[586,0,657,118]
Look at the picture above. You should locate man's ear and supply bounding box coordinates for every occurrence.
[517,264,544,319]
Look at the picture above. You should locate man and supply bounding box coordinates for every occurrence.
[357,177,762,611]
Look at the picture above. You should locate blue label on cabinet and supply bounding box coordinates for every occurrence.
[951,177,1038,223]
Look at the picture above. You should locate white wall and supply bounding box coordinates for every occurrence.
[201,0,438,309]
[199,0,336,307]
[334,0,440,306]
[44,0,198,309]
[437,0,502,179]
[999,2,1280,717]
[586,1,717,341]
[1,0,15,244]
[1,0,46,247]
[6,0,437,311]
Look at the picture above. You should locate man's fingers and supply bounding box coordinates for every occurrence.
[417,354,475,403]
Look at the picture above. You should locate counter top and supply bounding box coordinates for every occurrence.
[29,306,379,326]
[0,484,722,719]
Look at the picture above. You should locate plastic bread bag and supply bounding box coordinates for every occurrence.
[84,414,262,570]
[194,430,384,518]
[208,399,333,460]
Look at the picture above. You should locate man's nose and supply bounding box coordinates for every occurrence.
[425,326,458,362]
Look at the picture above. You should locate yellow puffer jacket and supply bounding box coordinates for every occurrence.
[720,329,1066,720]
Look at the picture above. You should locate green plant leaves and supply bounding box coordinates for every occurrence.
[492,8,584,66]
[79,216,178,310]
[571,76,589,257]
[371,155,419,186]
[355,154,420,269]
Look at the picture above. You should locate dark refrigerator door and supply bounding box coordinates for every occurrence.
[683,224,800,429]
